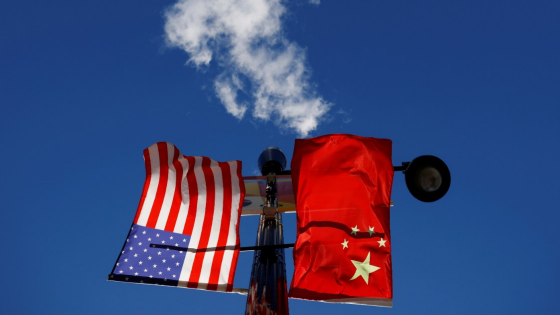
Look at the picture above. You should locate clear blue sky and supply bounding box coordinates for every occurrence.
[1,0,559,314]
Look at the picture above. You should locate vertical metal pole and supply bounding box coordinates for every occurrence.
[245,175,289,315]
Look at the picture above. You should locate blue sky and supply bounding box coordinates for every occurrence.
[1,0,559,314]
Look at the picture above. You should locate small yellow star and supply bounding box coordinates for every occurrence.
[378,238,387,247]
[341,239,349,249]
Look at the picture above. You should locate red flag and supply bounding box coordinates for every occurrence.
[288,134,394,307]
[109,142,244,292]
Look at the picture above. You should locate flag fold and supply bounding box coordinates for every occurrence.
[288,134,394,306]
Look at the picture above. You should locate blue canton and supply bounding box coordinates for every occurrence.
[110,224,190,286]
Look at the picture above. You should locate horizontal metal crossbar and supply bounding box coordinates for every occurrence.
[239,243,295,252]
[149,243,295,252]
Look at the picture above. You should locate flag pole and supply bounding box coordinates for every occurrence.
[245,148,290,315]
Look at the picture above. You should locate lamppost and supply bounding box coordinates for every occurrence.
[245,147,290,315]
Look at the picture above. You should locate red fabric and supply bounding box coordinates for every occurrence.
[288,134,394,304]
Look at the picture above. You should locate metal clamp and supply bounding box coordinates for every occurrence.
[263,206,276,220]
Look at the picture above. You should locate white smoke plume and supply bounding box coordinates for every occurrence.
[164,0,331,137]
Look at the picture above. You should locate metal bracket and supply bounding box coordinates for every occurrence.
[393,162,411,172]
[263,206,276,220]
[263,174,277,221]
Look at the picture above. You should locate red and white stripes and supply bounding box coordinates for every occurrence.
[133,142,244,292]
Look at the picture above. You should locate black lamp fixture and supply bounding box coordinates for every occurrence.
[401,155,451,202]
[258,146,288,176]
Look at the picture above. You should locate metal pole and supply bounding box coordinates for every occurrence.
[245,174,289,315]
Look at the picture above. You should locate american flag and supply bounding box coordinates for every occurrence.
[109,142,245,292]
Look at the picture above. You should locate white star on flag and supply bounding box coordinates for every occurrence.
[341,239,349,249]
[351,226,359,235]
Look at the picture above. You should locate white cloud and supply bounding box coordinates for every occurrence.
[214,75,247,119]
[164,0,330,137]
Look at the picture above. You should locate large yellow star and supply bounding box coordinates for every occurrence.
[349,252,380,285]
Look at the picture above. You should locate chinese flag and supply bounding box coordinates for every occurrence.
[288,134,394,307]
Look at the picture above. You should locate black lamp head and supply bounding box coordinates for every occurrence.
[258,146,287,176]
[404,155,451,202]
